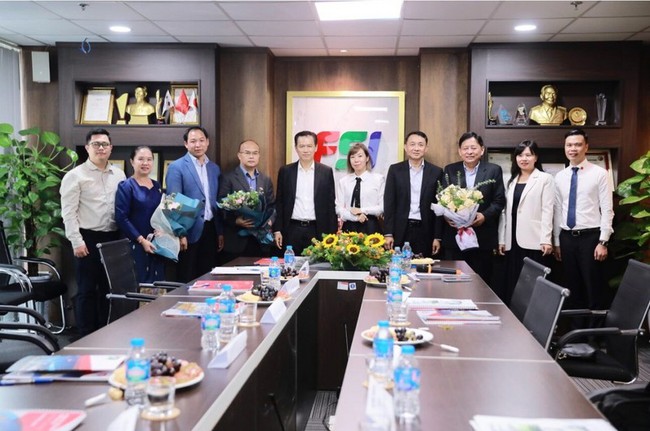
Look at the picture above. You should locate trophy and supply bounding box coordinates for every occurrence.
[595,93,607,125]
[155,90,166,124]
[487,92,497,125]
[115,93,128,125]
[514,104,528,126]
[497,104,513,125]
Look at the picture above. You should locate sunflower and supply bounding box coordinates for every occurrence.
[322,234,338,248]
[346,244,361,255]
[364,233,385,248]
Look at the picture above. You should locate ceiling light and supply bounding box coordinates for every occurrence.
[514,24,537,32]
[316,0,403,21]
[340,49,348,53]
[109,25,131,33]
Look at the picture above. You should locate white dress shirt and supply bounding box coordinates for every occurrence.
[190,154,214,221]
[291,161,316,221]
[336,171,385,221]
[553,160,614,243]
[408,161,424,220]
[60,159,126,248]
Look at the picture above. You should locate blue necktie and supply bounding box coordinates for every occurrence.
[567,167,579,229]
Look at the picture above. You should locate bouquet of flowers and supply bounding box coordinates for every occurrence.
[302,232,393,270]
[431,177,494,250]
[217,189,274,245]
[149,193,204,261]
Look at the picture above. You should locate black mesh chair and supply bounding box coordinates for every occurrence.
[555,259,650,383]
[0,221,68,333]
[0,305,60,372]
[97,238,183,323]
[509,257,552,322]
[522,276,570,351]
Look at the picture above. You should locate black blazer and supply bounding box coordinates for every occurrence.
[274,161,337,238]
[383,160,444,251]
[217,167,275,254]
[442,161,506,251]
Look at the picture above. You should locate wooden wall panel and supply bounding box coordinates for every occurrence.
[639,46,650,164]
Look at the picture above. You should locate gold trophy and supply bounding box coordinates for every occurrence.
[155,90,165,124]
[487,92,497,125]
[115,93,128,125]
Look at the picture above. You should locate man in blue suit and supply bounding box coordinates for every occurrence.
[166,126,224,282]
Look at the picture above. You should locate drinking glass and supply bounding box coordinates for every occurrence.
[145,376,176,418]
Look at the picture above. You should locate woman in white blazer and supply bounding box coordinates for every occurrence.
[498,140,555,303]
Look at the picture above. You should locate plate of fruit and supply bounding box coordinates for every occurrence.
[236,285,291,305]
[363,267,411,287]
[109,351,204,390]
[361,326,433,345]
[279,267,310,282]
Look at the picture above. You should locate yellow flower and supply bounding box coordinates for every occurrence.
[346,244,361,255]
[364,233,385,248]
[322,234,338,248]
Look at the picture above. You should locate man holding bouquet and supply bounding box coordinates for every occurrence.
[218,139,275,262]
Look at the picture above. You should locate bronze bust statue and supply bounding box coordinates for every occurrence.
[126,86,156,124]
[529,84,567,126]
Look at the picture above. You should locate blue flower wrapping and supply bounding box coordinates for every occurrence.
[150,193,204,262]
[236,206,274,245]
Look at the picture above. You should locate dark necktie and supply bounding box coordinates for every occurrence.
[350,177,361,208]
[567,167,579,229]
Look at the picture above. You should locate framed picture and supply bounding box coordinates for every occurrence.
[587,149,615,191]
[162,160,174,190]
[80,87,115,125]
[109,159,125,172]
[170,85,199,125]
[286,91,405,182]
[149,152,160,182]
[487,151,512,187]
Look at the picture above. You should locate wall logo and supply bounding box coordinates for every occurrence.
[315,131,382,170]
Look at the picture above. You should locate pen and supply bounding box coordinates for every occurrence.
[435,343,460,353]
[0,377,55,386]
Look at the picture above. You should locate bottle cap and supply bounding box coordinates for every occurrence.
[378,320,389,328]
[401,345,415,355]
[130,337,144,347]
[286,245,293,250]
[222,284,232,291]
[271,256,278,262]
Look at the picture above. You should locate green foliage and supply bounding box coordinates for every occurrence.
[0,123,78,257]
[614,151,650,262]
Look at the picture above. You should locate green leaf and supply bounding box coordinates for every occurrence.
[620,195,647,205]
[0,123,14,134]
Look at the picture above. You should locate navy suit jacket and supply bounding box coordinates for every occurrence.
[165,153,223,244]
[383,160,444,250]
[442,161,506,251]
[274,161,337,238]
[218,167,275,254]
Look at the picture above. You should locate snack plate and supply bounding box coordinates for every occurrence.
[109,365,204,390]
[363,275,411,288]
[361,327,433,345]
[280,274,310,283]
[236,292,292,305]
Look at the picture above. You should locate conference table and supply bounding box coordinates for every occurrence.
[0,260,607,430]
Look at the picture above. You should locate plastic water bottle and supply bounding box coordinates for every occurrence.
[393,345,421,423]
[201,297,220,352]
[218,285,237,344]
[387,255,407,324]
[284,245,296,272]
[402,242,413,275]
[269,256,282,291]
[125,337,150,406]
[371,320,394,388]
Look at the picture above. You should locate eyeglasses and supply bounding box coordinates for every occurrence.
[89,142,112,149]
[240,151,260,156]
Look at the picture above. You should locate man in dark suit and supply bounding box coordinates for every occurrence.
[274,130,337,255]
[383,131,444,257]
[218,139,275,263]
[165,126,224,282]
[442,131,505,288]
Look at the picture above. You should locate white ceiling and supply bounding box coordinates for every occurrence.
[0,1,648,56]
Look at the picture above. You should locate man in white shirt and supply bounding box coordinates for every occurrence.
[60,129,125,335]
[554,129,613,312]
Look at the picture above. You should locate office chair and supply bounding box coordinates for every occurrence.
[97,238,183,323]
[555,259,650,383]
[0,305,60,372]
[0,264,34,308]
[0,221,68,333]
[522,276,570,351]
[509,257,552,322]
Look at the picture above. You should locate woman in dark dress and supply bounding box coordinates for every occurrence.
[115,146,164,283]
[497,140,555,304]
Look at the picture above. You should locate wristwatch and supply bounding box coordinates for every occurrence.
[598,240,609,247]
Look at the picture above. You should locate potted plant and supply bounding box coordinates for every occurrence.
[613,150,650,263]
[0,123,78,270]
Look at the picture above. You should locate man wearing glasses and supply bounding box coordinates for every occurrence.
[218,139,275,263]
[60,128,125,336]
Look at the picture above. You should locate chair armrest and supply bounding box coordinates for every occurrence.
[0,264,33,292]
[0,305,47,325]
[0,263,27,275]
[14,256,61,279]
[560,308,608,317]
[0,324,60,353]
[153,281,185,290]
[106,293,157,302]
[556,327,639,346]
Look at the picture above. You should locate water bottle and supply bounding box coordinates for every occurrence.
[371,320,394,388]
[269,256,282,291]
[218,285,237,344]
[125,337,150,406]
[393,345,421,423]
[283,245,296,272]
[201,297,220,352]
[387,255,407,324]
[402,242,413,275]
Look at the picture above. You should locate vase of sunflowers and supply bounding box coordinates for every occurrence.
[302,231,393,270]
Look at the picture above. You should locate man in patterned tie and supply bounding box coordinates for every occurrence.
[553,129,613,312]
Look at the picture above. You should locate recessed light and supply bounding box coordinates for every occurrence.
[514,24,537,32]
[340,49,348,53]
[110,25,131,33]
[316,0,403,21]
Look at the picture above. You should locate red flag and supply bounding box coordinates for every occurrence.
[175,89,190,115]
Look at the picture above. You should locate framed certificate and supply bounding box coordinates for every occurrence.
[80,87,115,125]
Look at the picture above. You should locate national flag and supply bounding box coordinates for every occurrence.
[187,90,198,113]
[162,90,174,115]
[175,89,190,115]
